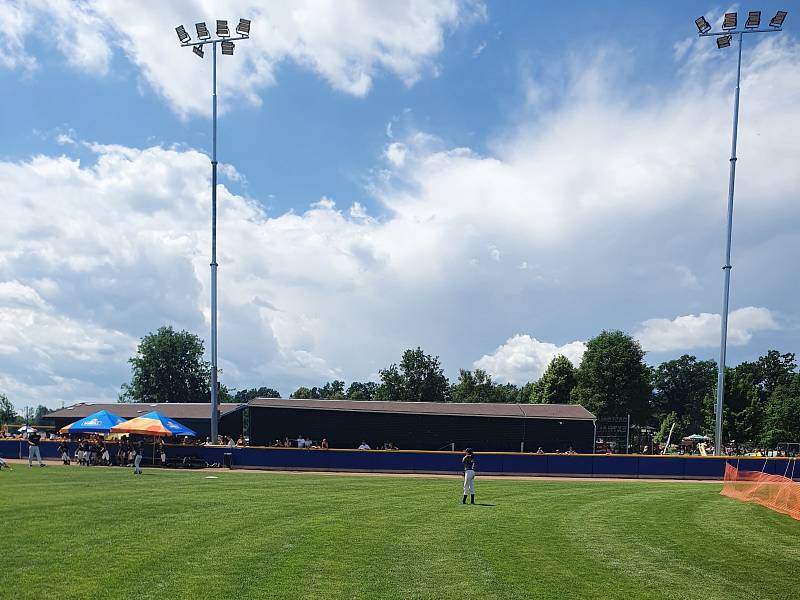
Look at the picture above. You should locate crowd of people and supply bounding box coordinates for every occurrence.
[53,435,146,468]
[268,435,330,449]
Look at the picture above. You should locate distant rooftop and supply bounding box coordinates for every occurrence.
[247,398,596,420]
[46,402,245,420]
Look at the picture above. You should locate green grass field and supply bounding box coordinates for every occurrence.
[1,465,798,600]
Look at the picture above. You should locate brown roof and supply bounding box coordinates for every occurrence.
[247,398,595,420]
[46,402,245,420]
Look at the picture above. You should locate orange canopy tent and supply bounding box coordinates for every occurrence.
[110,411,196,464]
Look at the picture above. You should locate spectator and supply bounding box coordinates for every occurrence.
[133,440,144,475]
[296,435,305,448]
[536,447,544,455]
[304,436,312,448]
[158,439,167,466]
[100,440,111,466]
[358,441,371,450]
[387,441,398,450]
[58,440,70,465]
[321,438,329,449]
[117,439,127,465]
[227,436,236,448]
[236,436,245,447]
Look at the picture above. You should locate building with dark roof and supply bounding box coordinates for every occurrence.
[45,402,245,440]
[247,398,596,452]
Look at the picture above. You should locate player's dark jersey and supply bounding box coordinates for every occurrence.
[463,455,475,471]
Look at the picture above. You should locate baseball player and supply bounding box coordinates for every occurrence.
[133,440,144,475]
[27,430,44,467]
[462,448,475,504]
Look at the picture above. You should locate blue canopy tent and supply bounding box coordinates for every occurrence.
[59,410,127,434]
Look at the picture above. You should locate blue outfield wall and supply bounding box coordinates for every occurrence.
[3,439,800,480]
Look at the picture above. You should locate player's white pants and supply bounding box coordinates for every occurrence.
[463,469,475,494]
[61,452,69,463]
[28,446,42,466]
[133,454,142,474]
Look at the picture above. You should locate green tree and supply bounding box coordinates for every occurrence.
[346,382,379,400]
[495,383,521,403]
[0,393,18,424]
[120,326,211,403]
[655,411,687,444]
[703,365,763,448]
[234,387,282,402]
[33,405,51,425]
[516,381,537,404]
[761,374,800,447]
[571,330,652,422]
[320,380,346,399]
[450,369,496,403]
[651,355,716,434]
[290,386,318,399]
[376,347,450,403]
[531,355,577,404]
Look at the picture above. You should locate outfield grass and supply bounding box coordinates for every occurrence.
[1,466,798,600]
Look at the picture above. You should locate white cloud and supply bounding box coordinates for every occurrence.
[0,0,36,71]
[3,0,483,116]
[635,307,779,353]
[472,41,487,57]
[2,32,800,409]
[384,143,408,168]
[474,335,586,384]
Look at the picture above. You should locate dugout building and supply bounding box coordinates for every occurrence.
[247,399,596,453]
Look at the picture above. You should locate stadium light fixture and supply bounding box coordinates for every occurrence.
[236,18,251,36]
[770,10,787,28]
[196,21,211,40]
[745,11,761,29]
[694,9,787,455]
[174,19,252,446]
[695,16,712,34]
[176,25,191,44]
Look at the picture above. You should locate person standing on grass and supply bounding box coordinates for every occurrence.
[100,440,110,466]
[133,440,143,475]
[58,441,70,465]
[158,438,166,467]
[27,430,44,467]
[462,448,475,505]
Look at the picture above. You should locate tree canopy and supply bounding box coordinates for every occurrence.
[0,394,18,424]
[571,330,652,422]
[234,387,281,402]
[120,326,211,403]
[531,355,577,404]
[652,354,716,436]
[376,347,450,402]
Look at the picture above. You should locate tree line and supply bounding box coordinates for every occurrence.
[2,325,795,449]
[75,325,800,449]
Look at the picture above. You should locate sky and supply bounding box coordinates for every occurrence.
[0,1,798,412]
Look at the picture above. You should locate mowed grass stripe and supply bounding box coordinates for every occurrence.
[0,467,798,600]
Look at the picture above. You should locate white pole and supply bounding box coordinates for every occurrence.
[714,31,743,456]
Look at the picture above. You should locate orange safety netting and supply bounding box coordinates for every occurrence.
[721,462,800,521]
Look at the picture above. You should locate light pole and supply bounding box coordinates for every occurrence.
[175,18,251,444]
[694,10,787,455]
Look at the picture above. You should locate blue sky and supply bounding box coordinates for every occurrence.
[0,1,798,410]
